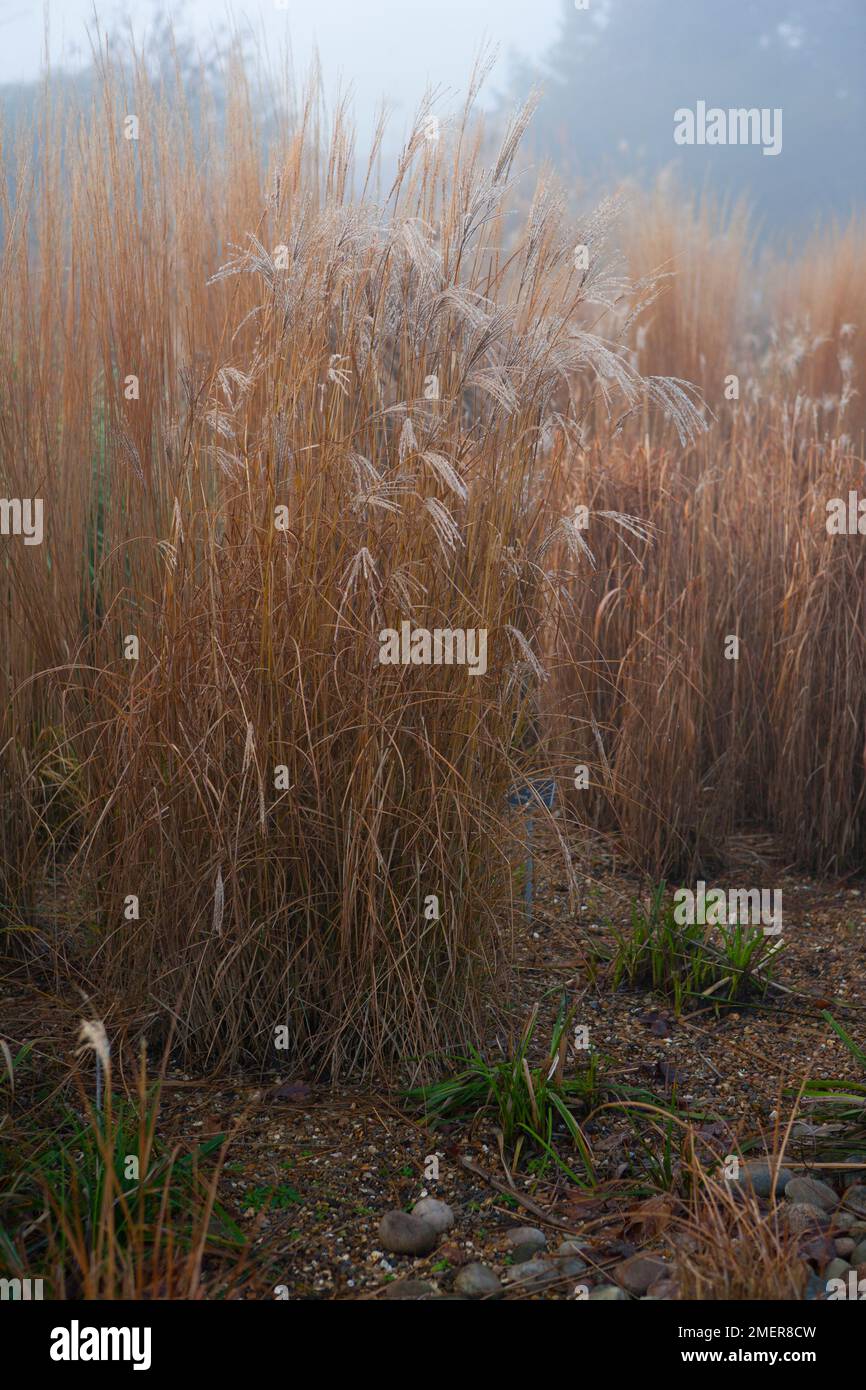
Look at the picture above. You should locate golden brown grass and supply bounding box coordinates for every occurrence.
[1,1026,255,1299]
[548,191,866,874]
[676,1155,808,1302]
[1,40,864,1090]
[0,50,706,1077]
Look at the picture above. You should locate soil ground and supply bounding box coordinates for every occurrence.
[4,824,866,1299]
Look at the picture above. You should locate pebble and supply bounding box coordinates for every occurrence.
[512,1241,547,1264]
[784,1202,831,1233]
[589,1284,628,1300]
[842,1185,866,1216]
[835,1237,856,1258]
[730,1160,793,1199]
[557,1239,589,1257]
[505,1226,547,1254]
[410,1198,455,1235]
[614,1254,668,1296]
[505,1258,558,1291]
[382,1279,439,1299]
[841,1158,866,1189]
[453,1263,503,1299]
[378,1210,440,1255]
[851,1240,866,1265]
[823,1258,851,1282]
[784,1176,838,1212]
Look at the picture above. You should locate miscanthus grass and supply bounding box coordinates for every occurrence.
[0,46,701,1078]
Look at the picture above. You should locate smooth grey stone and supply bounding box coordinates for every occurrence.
[378,1210,439,1255]
[785,1202,831,1232]
[505,1226,547,1253]
[505,1257,558,1291]
[784,1176,838,1211]
[731,1160,793,1198]
[410,1197,455,1234]
[512,1241,547,1264]
[614,1254,668,1296]
[382,1278,439,1299]
[557,1239,589,1257]
[453,1263,503,1299]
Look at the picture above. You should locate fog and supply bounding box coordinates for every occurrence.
[1,0,862,235]
[0,0,561,130]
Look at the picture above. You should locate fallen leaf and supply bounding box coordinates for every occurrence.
[624,1195,674,1240]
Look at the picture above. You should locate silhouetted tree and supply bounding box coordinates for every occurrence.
[500,0,866,234]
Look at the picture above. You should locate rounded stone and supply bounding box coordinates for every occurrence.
[505,1257,558,1291]
[378,1209,439,1255]
[784,1202,831,1233]
[381,1278,439,1299]
[589,1284,628,1300]
[512,1241,547,1264]
[505,1226,547,1253]
[784,1176,838,1212]
[731,1160,793,1199]
[614,1254,668,1296]
[557,1239,589,1257]
[410,1197,455,1235]
[453,1262,503,1299]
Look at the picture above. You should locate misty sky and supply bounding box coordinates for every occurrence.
[2,0,861,236]
[0,0,562,136]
